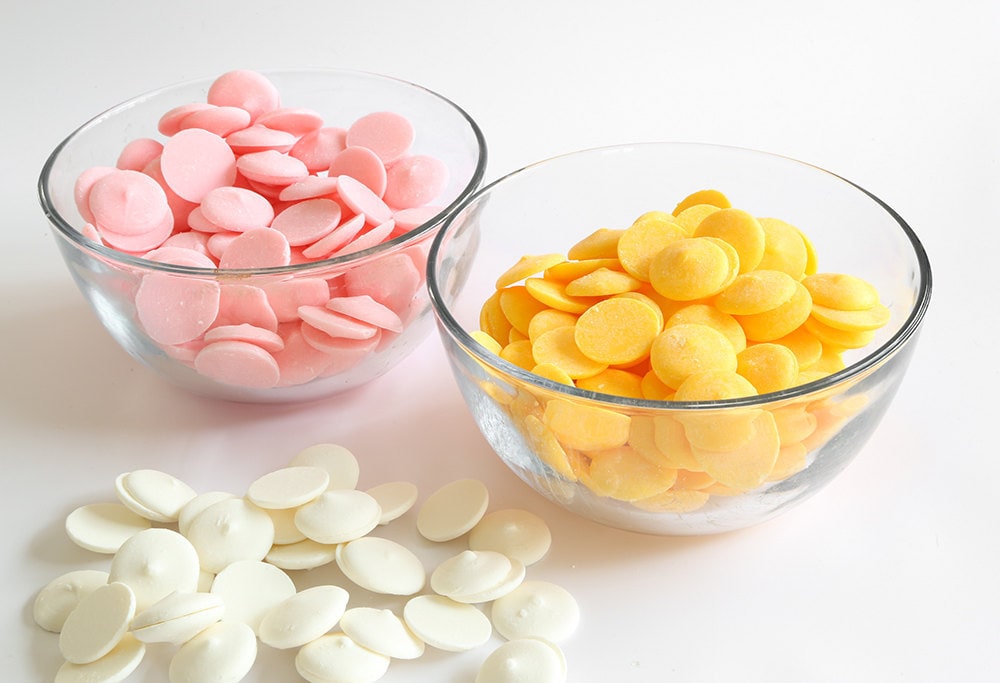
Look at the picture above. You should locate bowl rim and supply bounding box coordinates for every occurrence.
[427,140,933,411]
[38,67,488,277]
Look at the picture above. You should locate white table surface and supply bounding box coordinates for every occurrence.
[3,1,997,681]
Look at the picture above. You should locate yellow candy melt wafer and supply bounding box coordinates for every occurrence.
[495,253,566,289]
[543,398,631,451]
[693,207,766,273]
[690,410,780,490]
[715,270,798,316]
[584,445,677,501]
[810,302,891,332]
[499,285,549,336]
[522,414,577,480]
[543,258,623,282]
[735,281,812,342]
[616,216,686,281]
[470,330,502,355]
[802,273,880,311]
[757,217,809,280]
[673,188,732,215]
[666,304,746,354]
[499,338,535,370]
[527,309,578,343]
[649,237,735,302]
[480,290,513,345]
[575,297,662,366]
[531,363,575,386]
[567,228,623,260]
[737,343,800,394]
[575,368,644,399]
[531,326,606,379]
[564,268,642,297]
[524,277,595,314]
[650,323,738,389]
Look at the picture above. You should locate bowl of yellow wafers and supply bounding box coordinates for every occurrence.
[427,142,931,535]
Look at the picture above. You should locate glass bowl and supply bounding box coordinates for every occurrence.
[40,68,487,403]
[427,142,931,535]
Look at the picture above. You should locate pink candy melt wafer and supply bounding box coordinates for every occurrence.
[226,125,298,155]
[204,323,285,353]
[135,273,221,345]
[160,128,237,203]
[179,105,252,137]
[255,107,325,136]
[218,228,291,269]
[346,111,414,165]
[217,284,279,331]
[326,295,404,333]
[336,175,392,225]
[270,198,342,247]
[236,150,309,187]
[116,138,164,172]
[88,169,172,237]
[289,127,347,172]
[384,155,449,210]
[328,146,387,197]
[195,340,281,388]
[297,305,379,340]
[207,69,281,121]
[200,187,275,233]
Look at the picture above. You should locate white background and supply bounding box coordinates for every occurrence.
[3,1,997,681]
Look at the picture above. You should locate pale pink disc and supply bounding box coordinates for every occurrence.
[217,284,280,331]
[135,273,221,346]
[194,340,280,388]
[262,278,331,323]
[143,246,217,268]
[273,323,336,386]
[301,214,366,260]
[116,138,164,172]
[201,187,275,233]
[160,128,237,203]
[74,166,116,223]
[218,227,291,269]
[278,176,340,202]
[297,305,379,340]
[226,125,297,155]
[326,295,404,333]
[346,111,414,165]
[187,206,227,234]
[244,179,286,200]
[204,323,285,353]
[318,331,382,377]
[236,150,309,187]
[383,155,449,209]
[158,102,214,136]
[142,157,198,231]
[255,107,324,136]
[88,169,172,236]
[81,222,103,242]
[301,321,381,357]
[163,339,205,364]
[270,198,342,247]
[207,70,281,121]
[335,175,392,225]
[392,205,443,233]
[98,210,174,253]
[179,105,252,138]
[289,127,347,173]
[344,253,422,317]
[328,146,387,197]
[333,219,394,257]
[162,231,211,256]
[207,232,240,261]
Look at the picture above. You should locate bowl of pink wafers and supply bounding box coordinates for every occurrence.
[40,68,487,402]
